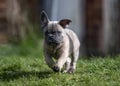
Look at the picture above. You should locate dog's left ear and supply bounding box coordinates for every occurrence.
[58,19,72,28]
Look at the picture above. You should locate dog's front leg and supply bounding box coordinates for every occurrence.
[52,52,68,72]
[68,49,79,73]
[44,53,55,69]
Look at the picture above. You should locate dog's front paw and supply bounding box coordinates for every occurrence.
[52,65,60,72]
[63,68,75,73]
[63,70,68,73]
[68,67,75,73]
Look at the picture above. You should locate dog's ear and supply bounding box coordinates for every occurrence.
[58,19,72,28]
[40,11,49,28]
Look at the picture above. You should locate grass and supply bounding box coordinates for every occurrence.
[0,44,120,86]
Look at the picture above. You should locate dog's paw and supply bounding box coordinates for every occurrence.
[52,65,60,72]
[63,68,75,73]
[63,70,68,73]
[68,67,75,73]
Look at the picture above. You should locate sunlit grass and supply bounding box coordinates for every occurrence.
[0,45,120,86]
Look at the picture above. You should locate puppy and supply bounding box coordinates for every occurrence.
[40,11,80,73]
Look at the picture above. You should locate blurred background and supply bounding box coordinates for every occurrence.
[0,0,120,57]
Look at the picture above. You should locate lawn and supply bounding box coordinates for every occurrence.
[0,45,120,86]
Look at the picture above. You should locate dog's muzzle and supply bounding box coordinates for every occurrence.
[48,36,60,45]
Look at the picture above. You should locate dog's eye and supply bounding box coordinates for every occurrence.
[51,31,56,34]
[45,31,49,35]
[57,31,61,34]
[56,31,61,35]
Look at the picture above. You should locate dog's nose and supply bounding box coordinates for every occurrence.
[48,33,53,36]
[49,34,54,39]
[48,35,54,43]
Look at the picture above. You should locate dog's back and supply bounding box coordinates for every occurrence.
[65,29,80,53]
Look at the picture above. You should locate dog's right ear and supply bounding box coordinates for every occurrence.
[40,11,49,28]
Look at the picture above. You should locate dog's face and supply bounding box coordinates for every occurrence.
[40,11,72,46]
[44,23,63,45]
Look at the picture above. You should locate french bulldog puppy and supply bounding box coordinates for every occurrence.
[40,11,80,73]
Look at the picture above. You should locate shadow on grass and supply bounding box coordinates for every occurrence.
[0,68,53,81]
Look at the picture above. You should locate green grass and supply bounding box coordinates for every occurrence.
[0,45,120,86]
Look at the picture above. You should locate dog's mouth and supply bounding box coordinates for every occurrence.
[48,39,60,45]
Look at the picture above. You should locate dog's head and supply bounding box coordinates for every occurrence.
[40,11,72,46]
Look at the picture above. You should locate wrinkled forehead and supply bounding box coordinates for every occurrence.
[48,21,58,30]
[47,21,62,31]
